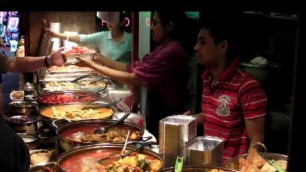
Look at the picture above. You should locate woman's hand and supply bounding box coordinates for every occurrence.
[45,27,56,38]
[76,56,95,67]
[183,111,191,115]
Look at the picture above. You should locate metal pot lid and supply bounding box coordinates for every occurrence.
[6,115,37,124]
[9,100,36,108]
[240,62,280,69]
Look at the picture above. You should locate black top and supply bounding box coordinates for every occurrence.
[0,116,30,172]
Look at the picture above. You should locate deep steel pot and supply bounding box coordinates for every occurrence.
[224,152,287,171]
[6,115,38,133]
[8,100,38,116]
[17,133,40,150]
[35,90,105,106]
[55,119,144,151]
[161,165,238,172]
[57,144,163,171]
[38,104,115,130]
[29,161,63,172]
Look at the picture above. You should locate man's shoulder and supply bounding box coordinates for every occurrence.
[233,68,261,86]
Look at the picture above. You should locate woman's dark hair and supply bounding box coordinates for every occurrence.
[199,11,244,64]
[155,11,187,40]
[119,11,131,31]
[119,11,130,22]
[155,11,194,54]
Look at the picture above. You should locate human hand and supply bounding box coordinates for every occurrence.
[15,47,25,57]
[49,47,66,66]
[45,28,56,38]
[183,111,191,115]
[42,19,55,39]
[75,56,96,68]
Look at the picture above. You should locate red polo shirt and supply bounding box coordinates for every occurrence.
[201,58,267,161]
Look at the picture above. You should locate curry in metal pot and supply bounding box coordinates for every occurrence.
[60,124,142,143]
[40,105,114,120]
[59,148,163,172]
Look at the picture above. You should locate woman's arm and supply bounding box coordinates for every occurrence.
[93,53,126,71]
[76,56,140,86]
[46,28,81,43]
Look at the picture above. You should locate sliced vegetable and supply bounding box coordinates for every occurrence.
[138,159,149,169]
[268,160,286,172]
[175,156,184,172]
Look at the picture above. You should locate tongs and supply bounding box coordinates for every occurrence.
[72,75,110,86]
[74,87,108,100]
[87,77,111,85]
[71,73,93,83]
[93,111,131,134]
[81,97,123,110]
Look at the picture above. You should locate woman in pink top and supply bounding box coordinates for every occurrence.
[77,11,190,138]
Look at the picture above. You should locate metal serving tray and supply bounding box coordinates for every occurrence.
[44,73,89,80]
[41,76,104,82]
[47,70,93,75]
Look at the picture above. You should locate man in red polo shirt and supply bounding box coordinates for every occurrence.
[193,13,267,162]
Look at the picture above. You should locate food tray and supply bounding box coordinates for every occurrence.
[41,75,104,82]
[44,73,90,80]
[63,46,96,65]
[47,65,94,74]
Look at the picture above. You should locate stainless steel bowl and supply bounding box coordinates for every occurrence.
[8,100,37,116]
[29,161,63,172]
[17,133,40,150]
[224,152,287,171]
[6,115,38,133]
[161,165,238,172]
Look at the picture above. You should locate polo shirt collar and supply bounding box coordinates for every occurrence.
[107,31,127,43]
[202,57,239,82]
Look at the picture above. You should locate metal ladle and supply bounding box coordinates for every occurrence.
[94,111,131,135]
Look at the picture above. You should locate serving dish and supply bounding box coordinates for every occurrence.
[57,144,163,172]
[17,133,40,150]
[10,90,25,101]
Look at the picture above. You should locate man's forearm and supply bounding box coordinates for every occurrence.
[9,56,46,72]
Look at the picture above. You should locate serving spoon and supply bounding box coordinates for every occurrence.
[94,111,131,135]
[97,141,155,164]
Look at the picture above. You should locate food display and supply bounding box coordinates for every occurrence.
[60,125,142,143]
[48,65,94,73]
[58,146,163,172]
[225,148,288,172]
[45,80,106,90]
[39,46,113,93]
[17,133,39,150]
[29,162,59,172]
[30,149,55,165]
[41,74,109,92]
[161,166,236,172]
[10,90,24,101]
[63,46,95,65]
[63,46,95,54]
[56,119,144,151]
[36,91,98,105]
[39,105,114,120]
